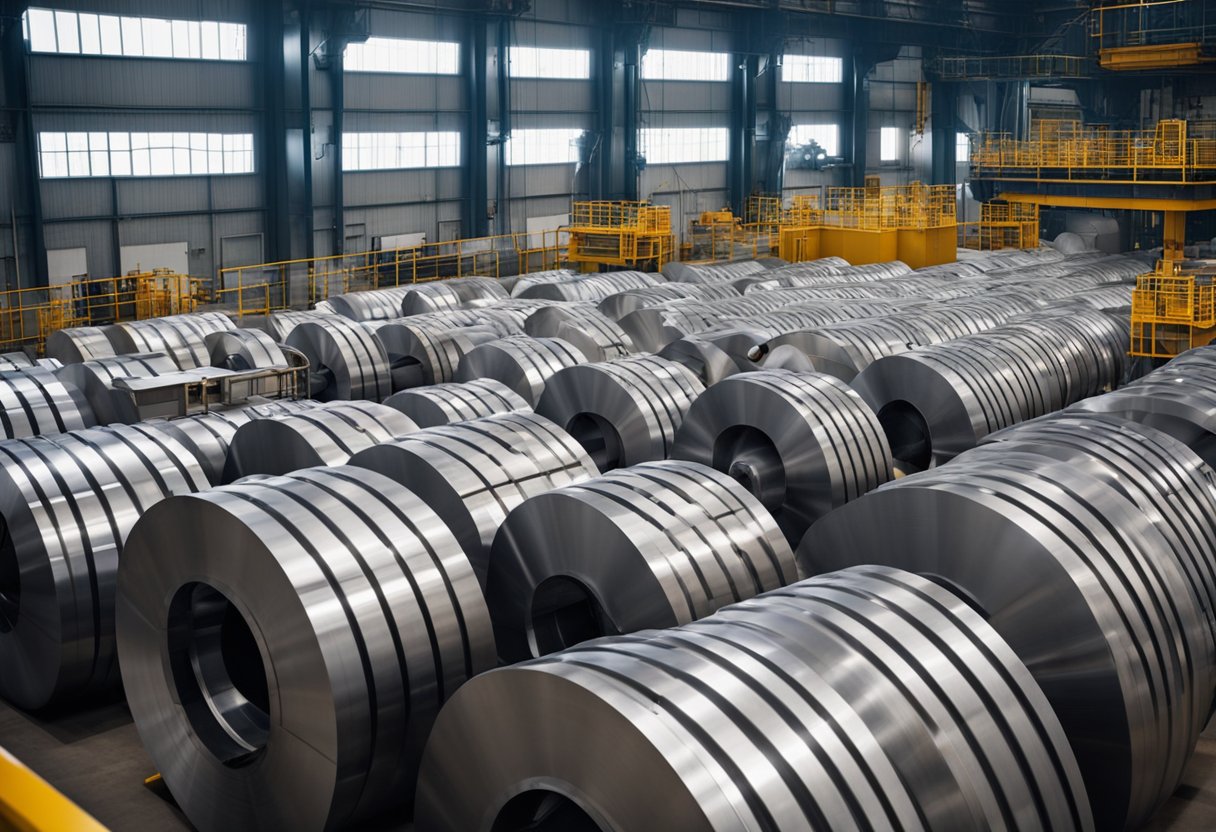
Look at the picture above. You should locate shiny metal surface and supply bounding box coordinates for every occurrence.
[351,411,598,584]
[56,352,179,424]
[45,327,116,364]
[115,465,495,831]
[656,336,740,386]
[0,368,95,439]
[662,259,770,283]
[596,282,740,322]
[524,306,635,362]
[536,355,705,471]
[222,401,416,480]
[417,565,1091,832]
[381,378,530,428]
[369,319,498,390]
[673,369,892,546]
[401,277,508,316]
[204,329,287,370]
[267,310,338,342]
[485,459,797,662]
[0,422,209,709]
[516,271,659,302]
[802,450,1211,830]
[324,286,411,321]
[285,318,392,401]
[455,336,586,406]
[105,312,235,370]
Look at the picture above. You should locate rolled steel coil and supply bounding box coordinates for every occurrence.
[417,565,1093,832]
[147,400,323,485]
[802,455,1211,830]
[205,328,287,370]
[56,351,179,424]
[516,271,658,302]
[852,312,1127,471]
[106,312,235,369]
[0,367,94,439]
[401,277,508,316]
[369,319,499,390]
[323,286,411,321]
[45,326,118,364]
[617,304,721,352]
[524,305,635,362]
[0,422,209,709]
[656,336,739,386]
[455,335,585,406]
[285,317,392,401]
[758,318,923,382]
[351,411,598,584]
[506,269,577,297]
[382,378,530,428]
[485,459,797,662]
[673,369,892,545]
[597,282,740,321]
[662,259,769,283]
[0,352,31,369]
[535,355,705,471]
[115,465,495,831]
[268,310,336,341]
[222,401,417,480]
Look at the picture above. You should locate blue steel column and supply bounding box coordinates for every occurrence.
[463,17,489,238]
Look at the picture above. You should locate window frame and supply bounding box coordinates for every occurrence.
[880,126,902,163]
[639,126,730,165]
[23,7,247,61]
[37,131,255,179]
[781,54,844,84]
[341,131,463,172]
[640,49,730,82]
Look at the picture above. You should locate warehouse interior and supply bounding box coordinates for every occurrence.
[3,0,1216,830]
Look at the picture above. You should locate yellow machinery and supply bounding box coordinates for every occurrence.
[1092,0,1214,70]
[778,182,958,269]
[959,202,1041,251]
[567,200,675,272]
[1131,260,1216,357]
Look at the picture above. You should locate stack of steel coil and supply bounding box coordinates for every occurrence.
[852,309,1127,470]
[401,276,508,316]
[515,271,659,302]
[536,355,705,470]
[382,378,530,427]
[323,286,412,321]
[56,352,180,424]
[417,565,1092,832]
[802,431,1213,830]
[485,460,797,662]
[115,466,496,830]
[0,423,210,709]
[45,326,117,364]
[223,401,417,480]
[285,317,393,401]
[351,412,598,583]
[0,367,95,439]
[656,335,740,386]
[523,305,635,362]
[597,282,740,321]
[455,335,586,405]
[617,304,723,352]
[756,317,925,381]
[505,269,577,296]
[268,309,336,341]
[204,328,288,370]
[662,259,773,283]
[369,318,499,390]
[673,370,892,545]
[105,312,236,369]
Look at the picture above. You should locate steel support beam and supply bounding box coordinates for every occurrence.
[930,81,958,185]
[2,2,46,286]
[463,18,489,238]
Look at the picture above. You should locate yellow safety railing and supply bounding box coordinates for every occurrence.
[215,229,568,317]
[0,744,108,832]
[971,119,1216,183]
[1130,260,1216,357]
[568,201,675,271]
[0,272,205,353]
[959,202,1041,251]
[794,184,957,231]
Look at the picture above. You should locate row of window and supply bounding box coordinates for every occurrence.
[36,125,920,178]
[22,12,843,85]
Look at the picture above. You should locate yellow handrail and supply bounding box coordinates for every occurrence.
[0,745,108,832]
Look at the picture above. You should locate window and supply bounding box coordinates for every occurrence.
[880,126,901,162]
[782,54,843,84]
[344,37,459,75]
[38,132,254,178]
[505,129,584,166]
[956,131,970,163]
[24,9,246,60]
[641,49,729,82]
[508,46,590,79]
[639,127,729,165]
[788,124,839,157]
[342,132,461,171]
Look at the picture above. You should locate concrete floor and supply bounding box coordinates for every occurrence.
[3,696,1216,831]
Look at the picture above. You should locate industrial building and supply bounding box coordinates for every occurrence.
[1,0,1216,829]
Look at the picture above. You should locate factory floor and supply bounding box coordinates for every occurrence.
[2,695,1216,831]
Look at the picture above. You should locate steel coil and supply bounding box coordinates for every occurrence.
[382,378,530,428]
[417,564,1092,832]
[516,271,659,302]
[656,336,739,386]
[616,304,721,352]
[0,367,95,439]
[350,411,598,584]
[401,277,508,316]
[323,286,411,321]
[673,369,892,545]
[0,422,209,709]
[455,335,585,406]
[802,454,1211,830]
[205,328,288,370]
[369,319,499,389]
[524,305,635,362]
[485,459,797,662]
[535,355,705,471]
[0,353,31,370]
[662,259,770,283]
[106,312,235,370]
[56,352,179,424]
[758,318,923,382]
[45,326,117,364]
[597,282,740,321]
[505,269,577,296]
[222,401,416,480]
[268,310,336,341]
[115,465,495,831]
[285,318,392,401]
